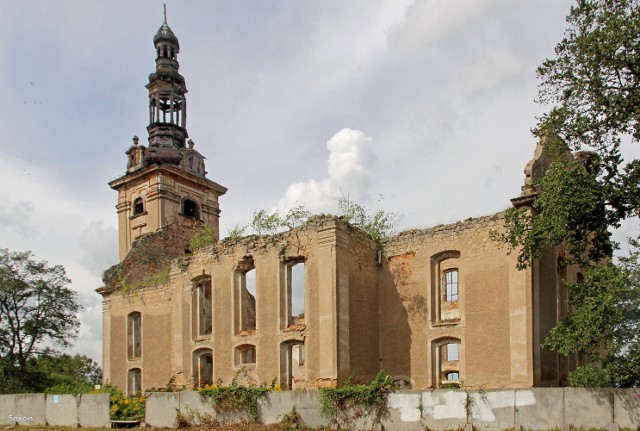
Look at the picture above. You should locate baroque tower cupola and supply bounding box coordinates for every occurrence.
[145,8,188,164]
[109,11,227,261]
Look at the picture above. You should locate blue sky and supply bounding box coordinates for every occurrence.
[4,0,624,363]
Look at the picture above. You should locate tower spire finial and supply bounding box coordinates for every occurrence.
[163,4,167,23]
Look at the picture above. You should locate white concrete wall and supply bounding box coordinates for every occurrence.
[0,388,637,429]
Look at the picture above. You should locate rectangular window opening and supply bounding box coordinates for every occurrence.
[289,262,305,326]
[197,280,212,336]
[236,266,256,332]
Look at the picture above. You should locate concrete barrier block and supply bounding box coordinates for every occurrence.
[420,389,467,431]
[145,392,180,427]
[613,388,640,429]
[259,390,325,428]
[0,395,17,425]
[46,394,78,427]
[383,391,426,431]
[14,393,46,425]
[564,387,613,429]
[515,388,563,430]
[78,393,111,428]
[467,389,516,431]
[179,391,216,425]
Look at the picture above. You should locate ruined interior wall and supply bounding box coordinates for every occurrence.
[379,213,532,389]
[344,226,380,383]
[105,217,356,391]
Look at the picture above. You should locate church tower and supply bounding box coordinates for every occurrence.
[109,16,227,261]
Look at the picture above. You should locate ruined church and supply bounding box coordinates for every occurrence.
[98,19,580,394]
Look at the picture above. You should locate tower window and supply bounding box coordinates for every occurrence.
[133,198,144,216]
[127,312,142,360]
[182,199,199,219]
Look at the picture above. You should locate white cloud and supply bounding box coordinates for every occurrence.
[277,128,378,214]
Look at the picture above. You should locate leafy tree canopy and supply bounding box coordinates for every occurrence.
[500,0,640,386]
[0,248,83,393]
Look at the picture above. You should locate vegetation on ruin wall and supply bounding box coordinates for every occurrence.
[496,0,640,387]
[188,222,218,251]
[116,261,171,295]
[197,372,277,422]
[318,371,395,427]
[227,196,395,244]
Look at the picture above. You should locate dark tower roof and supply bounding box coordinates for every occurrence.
[145,10,188,166]
[153,21,180,48]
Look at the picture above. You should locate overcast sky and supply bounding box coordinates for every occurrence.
[4,0,630,364]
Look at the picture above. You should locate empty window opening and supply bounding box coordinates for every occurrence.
[235,344,257,365]
[234,259,256,333]
[127,312,141,360]
[193,349,213,387]
[195,279,212,336]
[288,261,305,326]
[280,342,305,390]
[127,368,142,395]
[436,339,461,386]
[444,269,459,302]
[182,199,199,219]
[133,198,144,216]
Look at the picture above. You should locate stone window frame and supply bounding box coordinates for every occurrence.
[192,348,213,387]
[233,257,256,334]
[280,257,305,330]
[192,275,213,339]
[279,339,305,390]
[127,312,142,360]
[234,343,257,366]
[181,197,200,220]
[127,367,142,395]
[132,197,145,217]
[430,250,461,324]
[432,337,462,387]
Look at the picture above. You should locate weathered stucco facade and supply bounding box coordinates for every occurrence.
[98,19,582,394]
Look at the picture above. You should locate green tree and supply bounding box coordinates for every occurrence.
[500,0,640,386]
[337,194,396,244]
[40,353,102,394]
[0,248,81,393]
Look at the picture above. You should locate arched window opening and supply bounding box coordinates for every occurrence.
[133,198,144,216]
[282,260,305,328]
[434,339,461,387]
[193,278,212,337]
[182,199,199,219]
[235,344,256,365]
[127,312,142,360]
[431,251,461,323]
[127,368,142,395]
[193,349,213,387]
[234,258,256,333]
[280,341,305,390]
